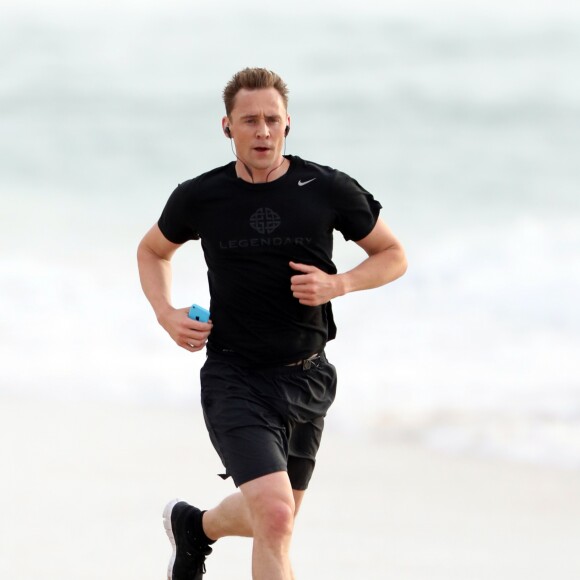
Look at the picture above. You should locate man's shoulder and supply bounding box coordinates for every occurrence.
[177,162,234,191]
[291,156,361,193]
[292,156,338,178]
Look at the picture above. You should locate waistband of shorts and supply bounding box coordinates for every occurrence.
[205,348,325,372]
[284,353,321,370]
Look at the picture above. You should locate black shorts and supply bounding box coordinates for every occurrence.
[200,351,337,490]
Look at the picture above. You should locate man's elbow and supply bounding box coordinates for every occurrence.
[397,250,408,278]
[386,245,407,283]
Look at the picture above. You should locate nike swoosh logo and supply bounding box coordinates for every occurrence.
[298,178,317,187]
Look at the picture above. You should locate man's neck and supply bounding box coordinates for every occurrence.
[235,157,289,184]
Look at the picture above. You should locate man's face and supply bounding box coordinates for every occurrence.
[223,88,289,174]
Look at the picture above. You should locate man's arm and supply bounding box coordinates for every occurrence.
[289,218,407,307]
[137,224,212,352]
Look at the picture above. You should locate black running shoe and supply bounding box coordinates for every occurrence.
[163,499,213,580]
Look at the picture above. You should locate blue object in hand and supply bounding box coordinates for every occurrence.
[188,304,211,323]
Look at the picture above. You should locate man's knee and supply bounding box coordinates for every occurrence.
[241,472,296,538]
[254,498,294,538]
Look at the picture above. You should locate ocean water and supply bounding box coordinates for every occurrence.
[1,0,580,468]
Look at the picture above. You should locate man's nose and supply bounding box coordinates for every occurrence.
[255,120,270,138]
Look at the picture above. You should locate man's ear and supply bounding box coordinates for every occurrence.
[222,116,232,138]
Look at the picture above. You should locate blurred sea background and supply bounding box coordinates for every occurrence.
[2,0,579,469]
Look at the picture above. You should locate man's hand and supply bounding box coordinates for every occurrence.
[157,306,213,352]
[289,262,345,307]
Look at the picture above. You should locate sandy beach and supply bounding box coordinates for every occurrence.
[1,395,579,579]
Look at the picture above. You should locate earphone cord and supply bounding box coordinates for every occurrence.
[265,155,287,182]
[230,139,254,183]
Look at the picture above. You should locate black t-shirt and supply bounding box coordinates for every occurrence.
[158,155,381,366]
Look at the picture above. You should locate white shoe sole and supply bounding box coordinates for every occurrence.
[163,498,183,580]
